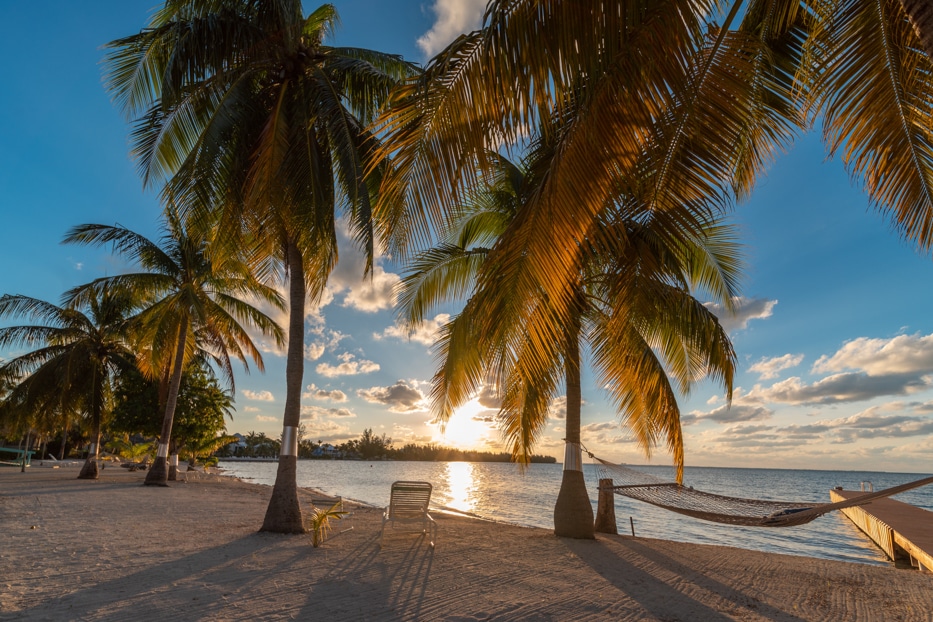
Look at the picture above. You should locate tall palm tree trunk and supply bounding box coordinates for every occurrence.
[553,310,595,539]
[20,430,31,472]
[146,318,188,486]
[78,425,102,479]
[901,0,933,61]
[261,240,306,533]
[78,367,103,479]
[58,418,68,460]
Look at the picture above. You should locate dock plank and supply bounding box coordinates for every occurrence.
[830,489,933,573]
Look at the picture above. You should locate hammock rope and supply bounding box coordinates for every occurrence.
[586,450,933,528]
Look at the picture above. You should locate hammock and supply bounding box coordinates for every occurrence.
[591,454,933,528]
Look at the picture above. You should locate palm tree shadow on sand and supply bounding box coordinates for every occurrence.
[562,537,808,622]
[14,535,305,621]
[297,530,435,619]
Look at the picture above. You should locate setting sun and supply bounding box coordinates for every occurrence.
[431,398,498,450]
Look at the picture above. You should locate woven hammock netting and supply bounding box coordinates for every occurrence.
[591,455,933,528]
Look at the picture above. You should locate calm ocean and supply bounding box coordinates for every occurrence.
[217,459,933,567]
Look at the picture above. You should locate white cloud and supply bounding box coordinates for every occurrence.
[315,352,380,378]
[549,396,567,420]
[813,332,933,376]
[242,389,275,402]
[692,404,933,454]
[357,380,428,413]
[304,329,348,361]
[822,408,933,443]
[580,421,633,446]
[341,266,400,312]
[302,384,348,403]
[256,415,278,422]
[303,419,351,438]
[749,353,804,380]
[704,297,777,333]
[546,395,588,420]
[695,403,773,424]
[322,225,400,313]
[243,406,260,413]
[477,385,501,410]
[416,0,486,57]
[755,373,933,405]
[301,405,357,419]
[378,313,451,346]
[304,342,325,361]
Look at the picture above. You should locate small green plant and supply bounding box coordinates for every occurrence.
[309,501,347,547]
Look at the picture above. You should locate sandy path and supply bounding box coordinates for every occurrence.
[1,467,930,621]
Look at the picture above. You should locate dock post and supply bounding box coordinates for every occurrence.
[594,478,618,534]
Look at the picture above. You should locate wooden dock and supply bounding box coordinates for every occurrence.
[830,488,933,572]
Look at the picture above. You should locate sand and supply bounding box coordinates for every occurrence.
[1,466,930,621]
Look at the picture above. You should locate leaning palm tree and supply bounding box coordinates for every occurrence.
[400,144,739,538]
[0,288,137,478]
[104,0,415,532]
[373,0,933,538]
[63,209,285,486]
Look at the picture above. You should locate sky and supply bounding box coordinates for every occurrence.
[2,1,933,474]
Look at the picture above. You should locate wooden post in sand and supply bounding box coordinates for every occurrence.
[594,478,618,534]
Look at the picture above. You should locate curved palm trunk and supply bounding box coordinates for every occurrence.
[553,309,595,539]
[145,317,188,486]
[261,241,306,533]
[901,0,933,61]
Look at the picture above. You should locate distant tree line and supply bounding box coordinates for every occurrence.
[218,427,556,464]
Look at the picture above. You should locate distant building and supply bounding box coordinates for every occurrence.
[311,443,339,458]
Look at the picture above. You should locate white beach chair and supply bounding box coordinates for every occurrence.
[380,481,436,548]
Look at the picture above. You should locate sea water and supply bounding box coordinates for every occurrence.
[217,459,932,567]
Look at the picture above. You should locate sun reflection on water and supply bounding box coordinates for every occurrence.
[443,462,478,513]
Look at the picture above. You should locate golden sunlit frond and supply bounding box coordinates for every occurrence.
[804,0,933,249]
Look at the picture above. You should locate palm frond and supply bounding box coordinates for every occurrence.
[804,0,933,249]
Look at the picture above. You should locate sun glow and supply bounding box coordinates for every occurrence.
[443,462,477,513]
[431,398,497,450]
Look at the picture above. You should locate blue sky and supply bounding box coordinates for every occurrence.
[2,1,932,473]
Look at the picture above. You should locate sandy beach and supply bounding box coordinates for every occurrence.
[1,467,930,621]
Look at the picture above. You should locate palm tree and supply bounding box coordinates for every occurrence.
[370,0,933,538]
[63,209,285,485]
[0,288,137,478]
[182,433,238,468]
[400,145,739,537]
[104,1,415,532]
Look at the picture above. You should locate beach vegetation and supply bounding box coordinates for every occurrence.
[111,361,236,466]
[308,501,348,547]
[0,287,138,478]
[106,435,156,464]
[348,427,393,460]
[104,0,417,532]
[63,212,284,486]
